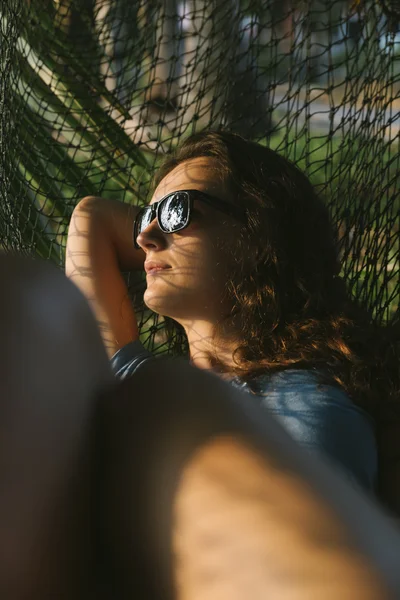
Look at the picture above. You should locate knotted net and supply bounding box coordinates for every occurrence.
[1,0,399,354]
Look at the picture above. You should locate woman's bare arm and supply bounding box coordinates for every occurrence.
[65,196,146,359]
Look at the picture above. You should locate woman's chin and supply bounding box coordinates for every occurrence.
[143,290,189,320]
[143,290,171,315]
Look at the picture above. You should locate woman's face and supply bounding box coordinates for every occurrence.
[137,157,241,324]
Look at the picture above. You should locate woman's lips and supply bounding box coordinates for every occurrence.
[146,267,171,276]
[144,261,172,275]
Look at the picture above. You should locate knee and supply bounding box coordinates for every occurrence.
[0,252,86,310]
[0,253,100,343]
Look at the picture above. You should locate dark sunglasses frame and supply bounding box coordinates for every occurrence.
[133,189,247,249]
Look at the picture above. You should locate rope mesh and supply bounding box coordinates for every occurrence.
[1,0,399,354]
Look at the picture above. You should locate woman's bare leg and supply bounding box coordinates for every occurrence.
[0,254,113,599]
[99,358,400,600]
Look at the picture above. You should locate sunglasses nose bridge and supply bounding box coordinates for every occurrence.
[139,204,157,232]
[135,203,166,249]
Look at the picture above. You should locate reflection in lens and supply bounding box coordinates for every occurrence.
[160,193,188,232]
[140,208,153,232]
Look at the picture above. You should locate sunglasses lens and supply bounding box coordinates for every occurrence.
[159,192,189,232]
[138,207,153,234]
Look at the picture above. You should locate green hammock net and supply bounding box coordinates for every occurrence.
[1,0,399,355]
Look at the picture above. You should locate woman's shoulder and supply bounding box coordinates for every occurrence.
[237,368,369,415]
[241,368,375,428]
[110,339,155,380]
[232,368,378,492]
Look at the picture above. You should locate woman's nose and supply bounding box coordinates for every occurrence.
[136,219,167,251]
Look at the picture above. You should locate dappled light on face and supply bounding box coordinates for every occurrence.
[152,157,228,205]
[139,167,240,326]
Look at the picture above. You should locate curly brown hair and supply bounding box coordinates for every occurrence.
[151,130,400,431]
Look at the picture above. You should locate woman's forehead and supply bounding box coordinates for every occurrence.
[150,157,226,205]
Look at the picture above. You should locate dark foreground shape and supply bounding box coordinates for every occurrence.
[0,253,399,599]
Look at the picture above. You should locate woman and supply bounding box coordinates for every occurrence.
[66,129,399,505]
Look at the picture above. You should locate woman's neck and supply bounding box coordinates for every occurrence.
[182,319,239,378]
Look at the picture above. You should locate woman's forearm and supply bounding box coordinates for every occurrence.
[73,196,145,271]
[65,197,145,358]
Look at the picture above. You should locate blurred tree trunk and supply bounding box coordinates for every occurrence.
[54,0,100,75]
[306,0,345,82]
[93,0,141,106]
[178,0,241,129]
[145,0,180,114]
[229,12,273,137]
[178,0,272,136]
